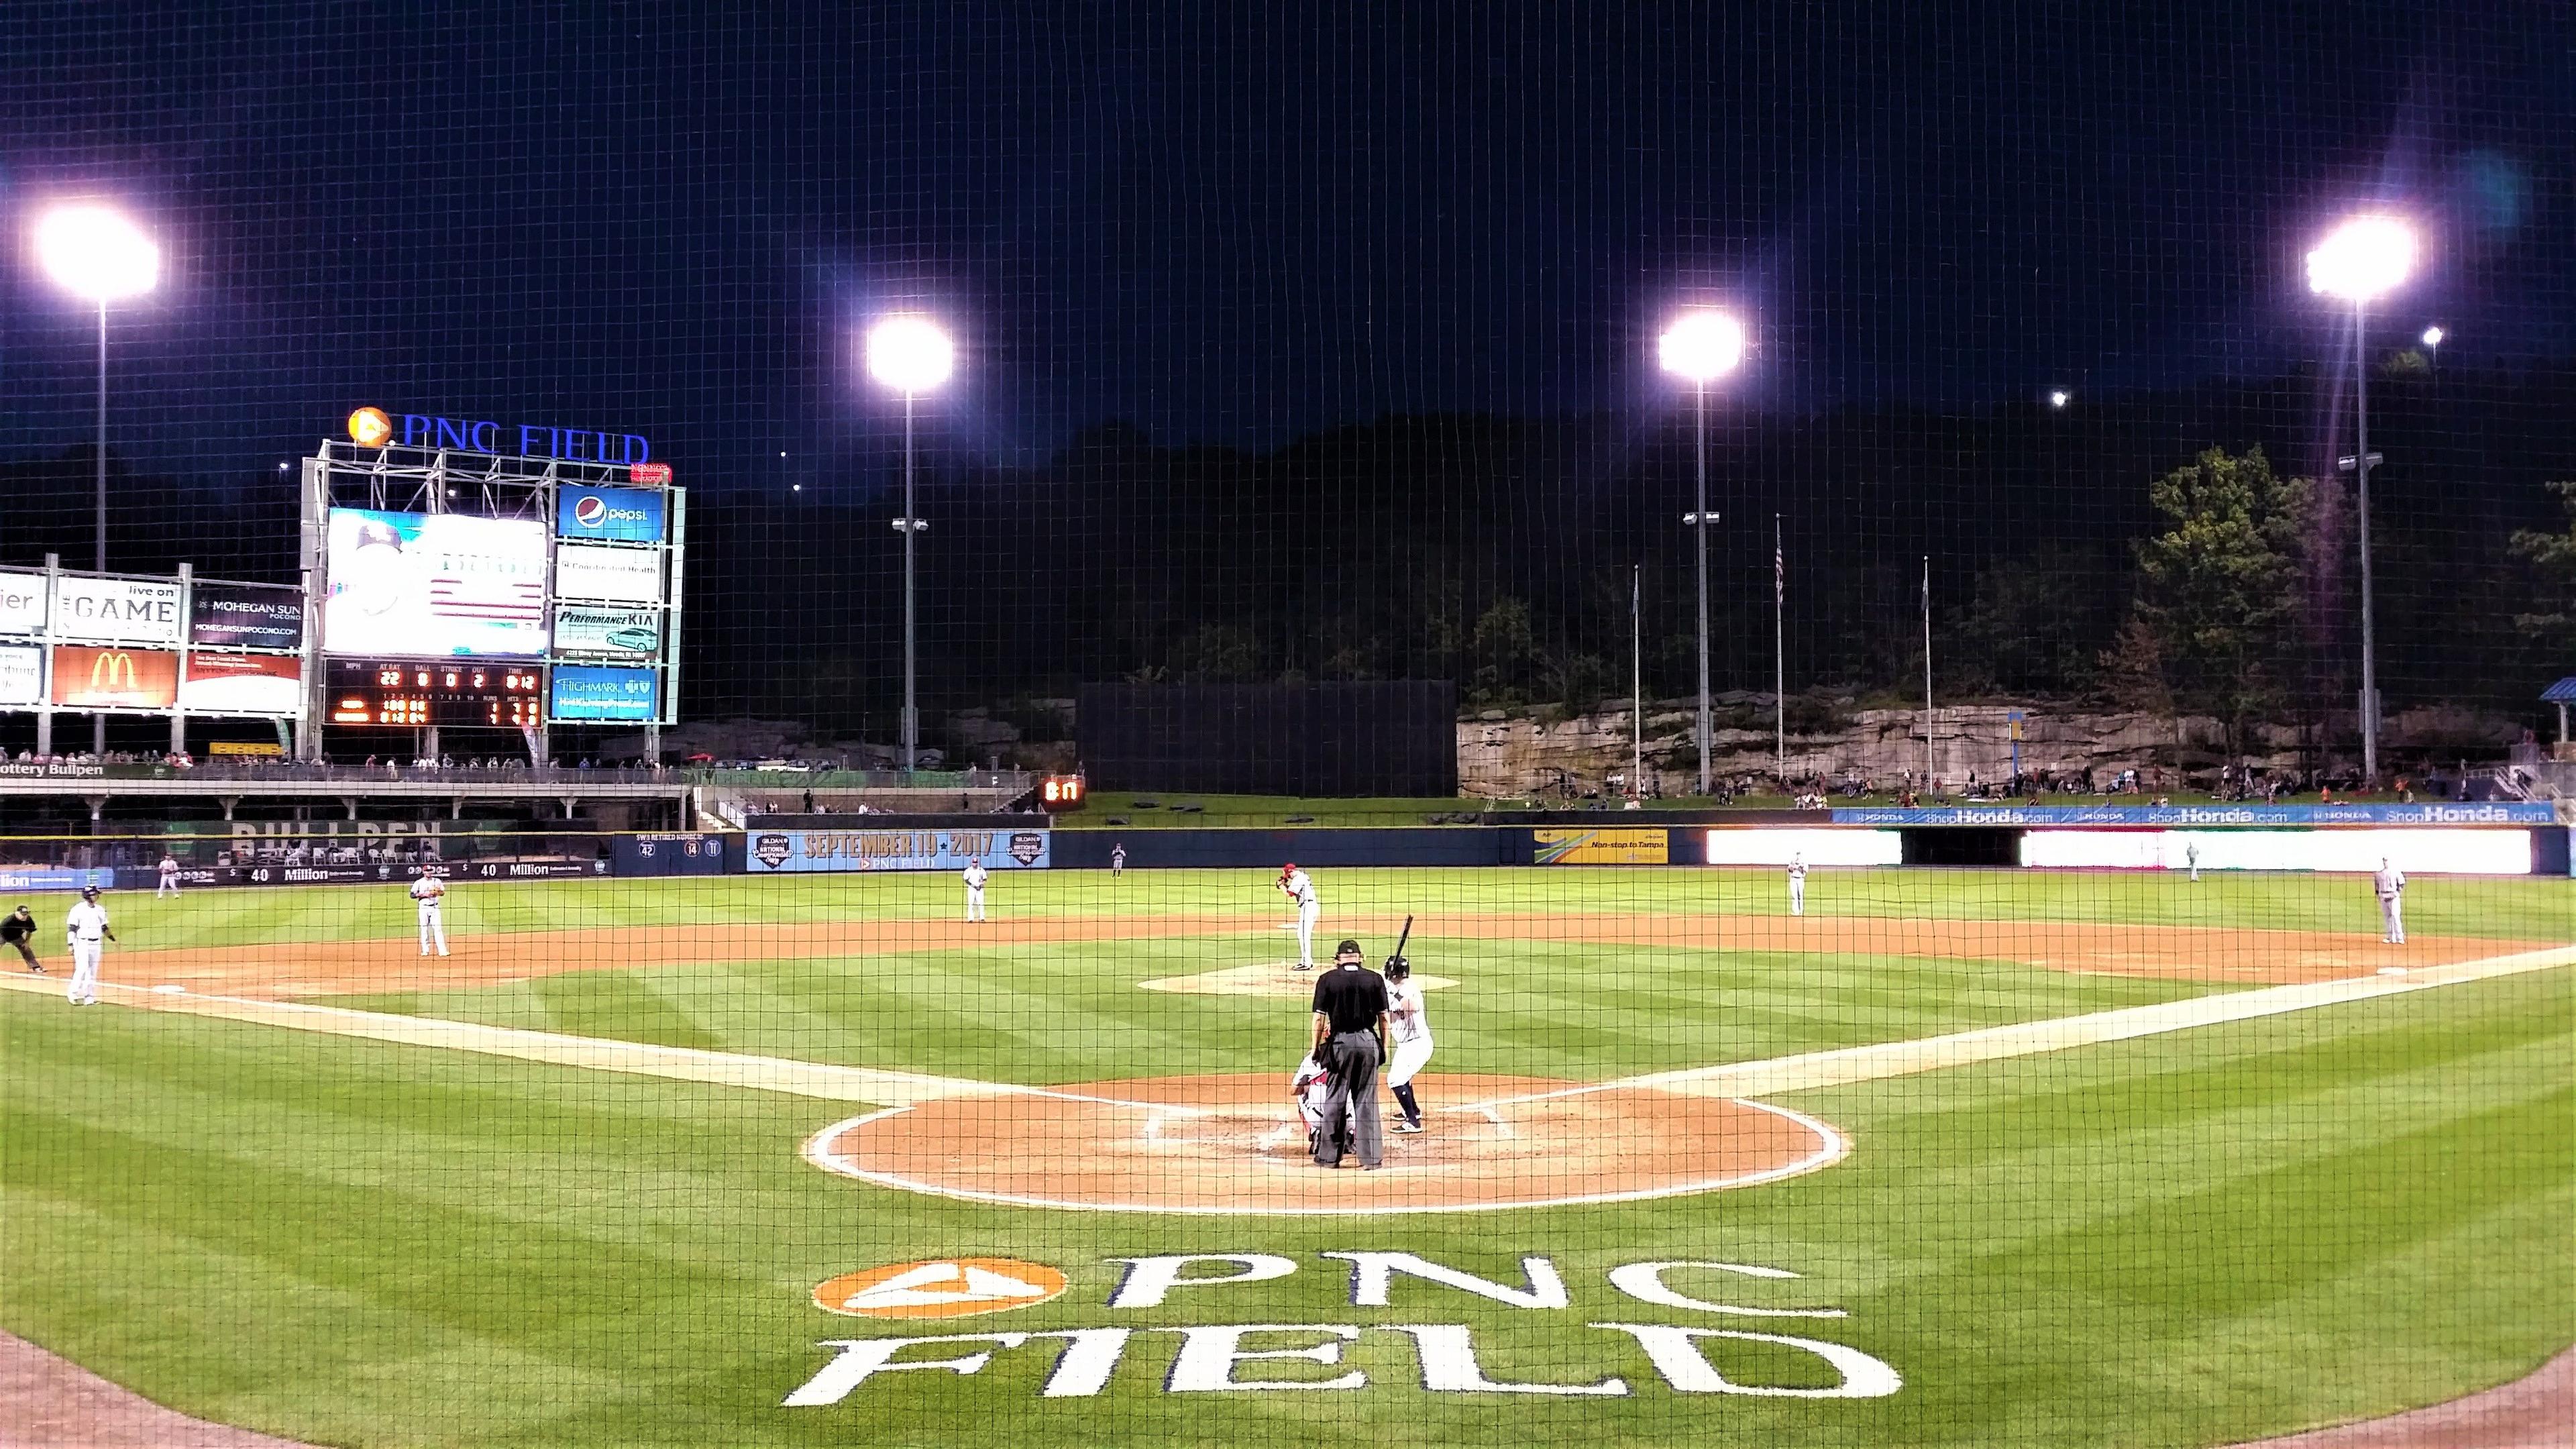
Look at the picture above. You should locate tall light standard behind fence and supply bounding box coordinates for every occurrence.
[1657,309,1748,797]
[863,314,957,773]
[32,203,160,756]
[2306,215,2416,786]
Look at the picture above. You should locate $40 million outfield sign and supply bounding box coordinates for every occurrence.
[785,1250,1901,1405]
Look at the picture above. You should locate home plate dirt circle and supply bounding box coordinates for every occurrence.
[803,1073,1846,1214]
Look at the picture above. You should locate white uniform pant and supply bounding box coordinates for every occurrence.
[157,874,179,898]
[1295,900,1320,967]
[418,903,449,956]
[965,885,985,922]
[2379,894,2405,944]
[68,939,103,1004]
[1788,877,1805,916]
[1387,1035,1434,1088]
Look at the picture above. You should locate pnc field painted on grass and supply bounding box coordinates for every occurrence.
[1,867,2567,1448]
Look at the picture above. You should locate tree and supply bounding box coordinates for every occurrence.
[2509,479,2576,651]
[2115,447,2314,748]
[1468,597,1539,704]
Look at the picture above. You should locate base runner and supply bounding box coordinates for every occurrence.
[1384,953,1433,1132]
[1279,862,1320,971]
[64,885,114,1006]
[410,871,451,957]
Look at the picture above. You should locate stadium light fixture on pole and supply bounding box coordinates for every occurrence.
[2306,215,2416,787]
[32,202,160,756]
[864,314,957,773]
[1658,308,1748,797]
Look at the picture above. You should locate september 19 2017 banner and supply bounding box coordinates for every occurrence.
[746,829,1053,873]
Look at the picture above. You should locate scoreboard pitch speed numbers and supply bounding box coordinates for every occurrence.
[327,659,543,728]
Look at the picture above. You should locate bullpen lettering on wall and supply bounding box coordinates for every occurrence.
[747,829,1052,873]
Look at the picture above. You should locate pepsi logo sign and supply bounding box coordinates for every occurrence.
[574,496,608,527]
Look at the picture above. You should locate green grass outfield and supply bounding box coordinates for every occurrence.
[2,867,2569,1448]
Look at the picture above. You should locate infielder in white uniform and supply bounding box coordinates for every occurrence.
[1786,853,1808,916]
[963,859,989,922]
[1383,953,1432,1132]
[2373,858,2406,944]
[156,853,181,898]
[64,886,114,1006]
[409,872,450,957]
[1279,863,1320,970]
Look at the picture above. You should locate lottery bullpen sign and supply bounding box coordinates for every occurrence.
[747,828,1052,873]
[786,1250,1901,1405]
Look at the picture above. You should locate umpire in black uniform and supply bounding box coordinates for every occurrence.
[1308,938,1389,1168]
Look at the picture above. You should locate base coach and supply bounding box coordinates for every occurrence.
[1308,938,1389,1169]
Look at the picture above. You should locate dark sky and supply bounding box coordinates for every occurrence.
[3,1,2570,488]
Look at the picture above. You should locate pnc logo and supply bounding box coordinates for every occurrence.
[347,407,394,447]
[814,1258,1069,1320]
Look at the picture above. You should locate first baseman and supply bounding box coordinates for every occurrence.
[64,885,114,1006]
[156,852,182,898]
[1279,862,1320,970]
[963,859,989,922]
[3,905,42,973]
[1383,952,1432,1132]
[2373,858,2406,944]
[409,871,451,957]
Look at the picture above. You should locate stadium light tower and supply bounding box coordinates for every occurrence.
[1658,308,1748,796]
[32,202,160,756]
[2306,215,2416,787]
[864,314,956,773]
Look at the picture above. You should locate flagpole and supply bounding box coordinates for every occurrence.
[1921,555,1933,793]
[1631,564,1644,801]
[1773,515,1786,790]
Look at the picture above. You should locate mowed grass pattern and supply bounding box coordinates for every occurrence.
[0,866,2567,1448]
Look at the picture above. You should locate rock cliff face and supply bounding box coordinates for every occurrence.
[1454,698,2521,799]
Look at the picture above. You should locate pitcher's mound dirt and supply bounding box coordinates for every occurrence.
[1138,961,1460,997]
[804,1071,1843,1214]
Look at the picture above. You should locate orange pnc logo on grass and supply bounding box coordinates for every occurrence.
[813,1258,1069,1320]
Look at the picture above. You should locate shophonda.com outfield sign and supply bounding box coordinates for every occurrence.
[784,1250,1902,1405]
[1831,802,2563,826]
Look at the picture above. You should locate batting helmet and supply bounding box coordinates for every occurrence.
[80,885,101,899]
[1384,956,1411,983]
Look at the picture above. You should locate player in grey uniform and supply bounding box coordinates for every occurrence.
[1307,938,1387,1168]
[2372,859,2406,944]
[1786,853,1807,916]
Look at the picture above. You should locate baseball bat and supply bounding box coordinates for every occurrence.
[1385,914,1413,971]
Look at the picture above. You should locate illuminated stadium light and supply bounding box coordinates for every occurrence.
[863,314,957,395]
[32,202,160,303]
[2304,215,2416,303]
[2048,389,2071,409]
[2420,325,2444,349]
[1656,309,1747,384]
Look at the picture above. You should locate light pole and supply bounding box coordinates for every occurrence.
[2306,215,2416,787]
[863,314,956,773]
[32,203,160,756]
[1658,309,1747,797]
[2420,325,2444,388]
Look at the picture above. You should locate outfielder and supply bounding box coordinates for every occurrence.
[64,885,114,1006]
[2186,841,2202,882]
[1786,852,1807,916]
[156,851,181,898]
[1279,862,1320,970]
[963,859,989,922]
[2373,858,2406,945]
[1384,952,1433,1132]
[1110,842,1126,878]
[409,871,451,957]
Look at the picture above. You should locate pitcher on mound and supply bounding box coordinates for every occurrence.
[1279,862,1320,971]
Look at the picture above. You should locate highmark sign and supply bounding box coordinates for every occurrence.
[784,1251,1902,1405]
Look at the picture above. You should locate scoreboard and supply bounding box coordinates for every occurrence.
[325,659,545,728]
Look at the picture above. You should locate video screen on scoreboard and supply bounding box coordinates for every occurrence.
[323,508,549,658]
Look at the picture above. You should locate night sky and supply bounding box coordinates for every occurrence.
[3,1,2571,490]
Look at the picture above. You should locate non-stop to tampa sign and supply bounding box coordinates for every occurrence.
[785,1251,1902,1406]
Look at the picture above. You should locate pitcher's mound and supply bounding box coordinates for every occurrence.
[804,1073,1843,1214]
[1140,962,1460,997]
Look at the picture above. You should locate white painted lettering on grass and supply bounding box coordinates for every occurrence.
[1323,1251,1571,1309]
[1106,1254,1297,1308]
[1607,1262,1847,1318]
[1164,1326,1364,1392]
[1383,1325,1627,1395]
[1594,1324,1902,1398]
